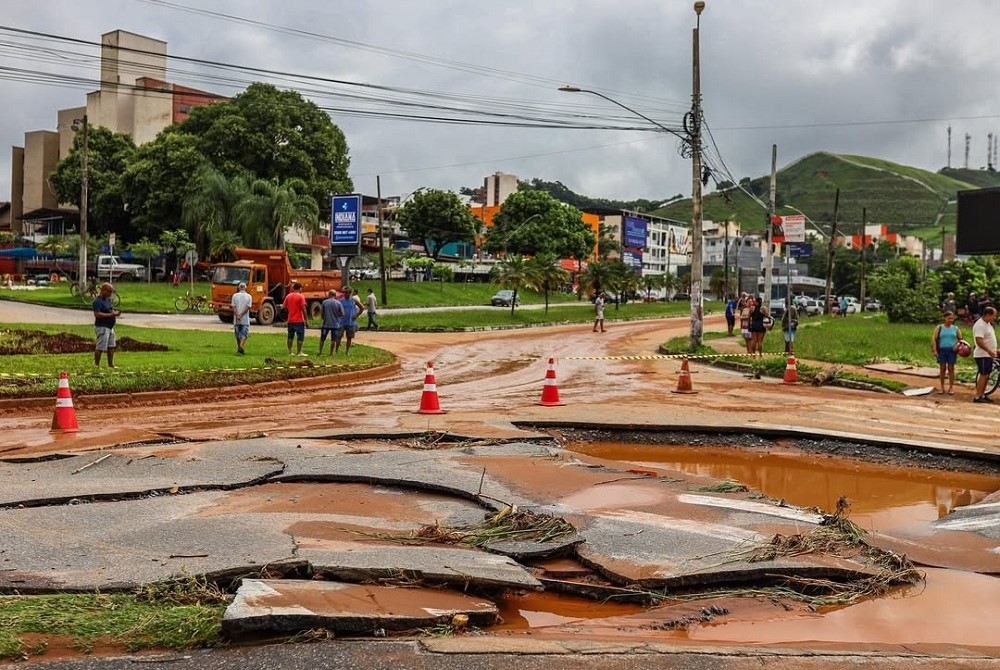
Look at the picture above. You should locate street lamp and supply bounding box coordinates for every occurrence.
[495,213,542,256]
[559,1,706,347]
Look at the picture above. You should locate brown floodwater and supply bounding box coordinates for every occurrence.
[566,441,1000,531]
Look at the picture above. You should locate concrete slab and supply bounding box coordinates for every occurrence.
[0,451,284,507]
[932,500,1000,540]
[863,363,940,379]
[222,579,498,636]
[300,544,541,590]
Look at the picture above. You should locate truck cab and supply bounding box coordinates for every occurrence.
[96,255,146,282]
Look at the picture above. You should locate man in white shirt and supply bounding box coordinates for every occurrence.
[972,306,997,403]
[231,282,253,355]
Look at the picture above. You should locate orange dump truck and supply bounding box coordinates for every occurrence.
[210,248,341,325]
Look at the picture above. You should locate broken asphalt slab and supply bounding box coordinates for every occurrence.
[222,579,498,636]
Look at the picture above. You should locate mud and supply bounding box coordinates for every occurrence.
[0,329,167,355]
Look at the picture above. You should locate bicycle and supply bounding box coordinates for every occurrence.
[70,278,121,307]
[985,358,1000,398]
[175,291,210,313]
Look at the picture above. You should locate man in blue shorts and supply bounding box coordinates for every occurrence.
[93,282,120,368]
[282,282,308,356]
[335,285,363,355]
[973,306,998,403]
[231,282,252,355]
[319,289,345,356]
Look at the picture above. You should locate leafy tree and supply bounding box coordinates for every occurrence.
[485,190,595,260]
[238,177,319,249]
[528,252,570,314]
[397,189,479,261]
[177,82,352,212]
[36,235,70,257]
[0,231,14,247]
[491,255,532,317]
[208,229,242,262]
[128,238,161,282]
[50,126,137,240]
[641,273,665,301]
[869,257,939,323]
[597,223,621,260]
[604,261,640,310]
[159,229,195,276]
[182,166,253,245]
[578,259,615,299]
[431,262,455,290]
[123,132,209,241]
[709,267,735,299]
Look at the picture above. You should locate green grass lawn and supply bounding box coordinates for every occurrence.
[0,323,395,398]
[0,281,215,313]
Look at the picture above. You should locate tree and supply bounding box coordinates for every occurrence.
[128,238,161,282]
[431,262,455,290]
[208,229,242,262]
[177,82,352,212]
[578,259,616,299]
[491,255,532,317]
[485,190,595,261]
[50,126,137,240]
[641,273,665,301]
[237,177,319,249]
[159,229,195,276]
[597,223,621,260]
[709,267,734,299]
[528,252,569,314]
[182,166,253,246]
[396,189,479,261]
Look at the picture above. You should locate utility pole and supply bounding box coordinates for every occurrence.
[723,221,730,299]
[965,133,971,169]
[947,125,952,169]
[764,144,777,301]
[75,115,89,291]
[989,134,995,171]
[824,189,839,315]
[688,0,706,349]
[859,207,867,310]
[376,176,387,306]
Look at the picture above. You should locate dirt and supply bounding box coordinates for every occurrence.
[0,329,167,355]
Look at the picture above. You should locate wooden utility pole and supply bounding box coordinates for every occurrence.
[824,189,839,315]
[723,222,730,298]
[688,1,706,349]
[77,115,89,290]
[376,175,387,306]
[764,144,777,300]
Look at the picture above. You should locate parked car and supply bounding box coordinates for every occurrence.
[768,299,786,320]
[491,289,520,307]
[671,292,691,301]
[800,298,823,316]
[864,297,883,311]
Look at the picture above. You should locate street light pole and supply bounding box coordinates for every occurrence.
[689,0,705,348]
[73,115,89,291]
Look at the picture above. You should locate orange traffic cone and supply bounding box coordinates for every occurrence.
[672,357,697,394]
[537,357,566,407]
[51,371,79,432]
[417,361,446,414]
[783,355,798,384]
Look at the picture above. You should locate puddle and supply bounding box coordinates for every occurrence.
[494,591,647,629]
[567,441,1000,531]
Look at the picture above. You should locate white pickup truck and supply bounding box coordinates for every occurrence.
[25,254,147,282]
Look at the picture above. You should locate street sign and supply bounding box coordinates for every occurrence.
[788,242,812,258]
[184,249,199,266]
[782,214,806,243]
[331,194,362,257]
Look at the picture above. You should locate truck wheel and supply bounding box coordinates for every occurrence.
[308,300,323,321]
[118,273,135,282]
[257,302,275,326]
[218,313,234,323]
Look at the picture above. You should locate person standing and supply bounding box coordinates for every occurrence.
[748,295,769,356]
[593,292,606,333]
[724,294,737,336]
[932,310,962,395]
[93,282,120,368]
[319,289,345,356]
[740,296,754,354]
[365,288,379,331]
[839,295,849,318]
[941,292,957,315]
[972,306,998,403]
[335,285,362,355]
[781,302,799,354]
[282,282,308,356]
[231,282,252,355]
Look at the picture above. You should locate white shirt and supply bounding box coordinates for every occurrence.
[231,290,253,327]
[972,317,996,358]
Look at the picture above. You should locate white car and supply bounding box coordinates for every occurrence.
[800,298,823,316]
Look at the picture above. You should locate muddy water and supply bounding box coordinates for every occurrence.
[567,441,1000,530]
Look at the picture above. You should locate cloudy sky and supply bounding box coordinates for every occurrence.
[2,0,999,206]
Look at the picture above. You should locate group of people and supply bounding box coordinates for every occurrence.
[231,283,379,357]
[934,294,998,402]
[941,291,994,325]
[724,292,798,356]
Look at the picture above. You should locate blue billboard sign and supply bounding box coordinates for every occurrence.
[623,216,647,249]
[331,194,361,245]
[621,247,643,274]
[788,242,813,258]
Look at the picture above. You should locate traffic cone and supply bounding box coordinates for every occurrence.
[417,361,446,414]
[783,355,798,384]
[672,357,697,394]
[51,372,79,432]
[537,357,566,406]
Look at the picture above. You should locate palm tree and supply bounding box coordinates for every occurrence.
[208,229,242,262]
[641,273,665,301]
[37,235,69,258]
[491,254,532,317]
[182,167,252,251]
[528,252,569,314]
[238,177,319,249]
[578,259,615,299]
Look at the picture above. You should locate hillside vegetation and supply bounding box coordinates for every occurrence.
[651,152,991,246]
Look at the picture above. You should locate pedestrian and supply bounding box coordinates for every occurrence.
[839,295,849,318]
[748,295,769,356]
[593,292,606,333]
[724,294,737,336]
[972,306,998,403]
[781,302,799,354]
[93,282,120,368]
[740,296,753,353]
[365,288,379,331]
[282,282,308,356]
[318,289,344,356]
[932,310,962,395]
[230,282,252,355]
[967,292,980,321]
[941,292,957,315]
[335,285,363,355]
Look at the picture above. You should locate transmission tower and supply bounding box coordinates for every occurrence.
[947,126,952,168]
[965,133,971,169]
[990,133,995,171]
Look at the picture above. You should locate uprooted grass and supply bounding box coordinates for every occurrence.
[0,576,230,660]
[678,497,923,608]
[367,506,577,549]
[694,480,749,493]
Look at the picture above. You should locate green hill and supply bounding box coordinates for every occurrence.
[651,152,988,246]
[939,167,1000,189]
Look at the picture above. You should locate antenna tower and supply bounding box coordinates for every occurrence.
[965,133,971,169]
[947,126,952,168]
